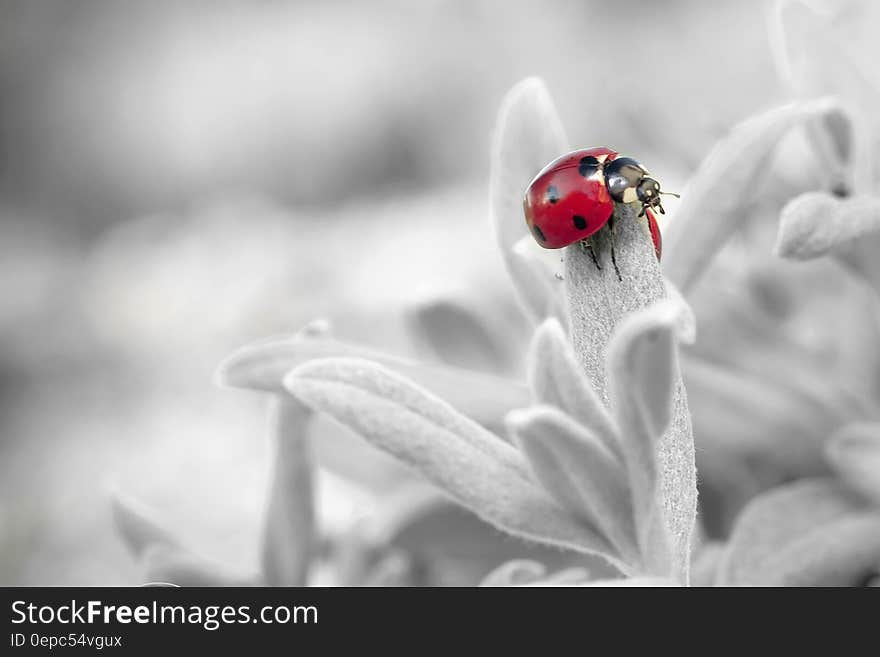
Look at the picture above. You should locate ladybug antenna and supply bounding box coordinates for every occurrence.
[659,191,680,198]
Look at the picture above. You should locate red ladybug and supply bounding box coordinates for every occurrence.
[522,147,671,275]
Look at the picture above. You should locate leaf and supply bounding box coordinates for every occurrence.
[683,356,833,475]
[826,423,880,505]
[608,300,679,443]
[359,551,414,587]
[690,541,725,587]
[284,357,627,570]
[762,513,880,586]
[110,491,181,558]
[565,202,696,584]
[606,299,679,561]
[217,333,529,434]
[370,486,618,585]
[770,0,878,191]
[531,567,592,586]
[507,406,638,562]
[405,293,515,373]
[480,560,594,587]
[260,398,315,586]
[663,278,696,345]
[304,414,414,493]
[775,191,880,294]
[575,577,679,587]
[526,318,621,461]
[488,77,568,322]
[142,545,257,587]
[717,478,867,585]
[663,99,842,294]
[775,192,880,259]
[479,560,547,587]
[509,236,568,325]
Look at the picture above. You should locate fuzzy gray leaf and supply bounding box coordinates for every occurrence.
[217,333,529,434]
[529,567,592,586]
[489,77,568,322]
[526,318,621,460]
[717,478,867,585]
[479,560,547,587]
[261,398,315,586]
[406,294,514,373]
[565,202,696,584]
[690,541,725,587]
[368,486,617,586]
[776,192,880,259]
[508,236,568,324]
[481,561,592,587]
[826,423,880,505]
[663,99,841,293]
[284,358,625,569]
[775,192,880,294]
[507,406,637,562]
[761,513,880,586]
[607,299,678,444]
[606,298,680,569]
[771,0,878,191]
[576,577,679,587]
[663,278,696,345]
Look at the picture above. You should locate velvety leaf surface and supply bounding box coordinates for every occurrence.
[776,192,880,259]
[488,77,568,322]
[776,191,880,294]
[526,318,621,460]
[762,513,880,586]
[690,541,725,587]
[576,577,679,587]
[718,478,872,585]
[826,423,880,505]
[479,560,547,587]
[284,358,626,569]
[217,333,529,433]
[360,487,615,586]
[508,236,568,325]
[663,99,841,293]
[771,0,879,192]
[507,406,637,561]
[405,294,517,374]
[565,202,696,583]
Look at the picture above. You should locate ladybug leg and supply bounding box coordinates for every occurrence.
[608,215,622,282]
[580,239,602,270]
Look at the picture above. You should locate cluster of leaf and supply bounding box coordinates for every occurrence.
[111,0,880,586]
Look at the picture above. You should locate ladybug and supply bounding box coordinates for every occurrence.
[522,147,673,278]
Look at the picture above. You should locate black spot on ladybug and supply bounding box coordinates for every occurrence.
[573,215,587,230]
[546,185,560,204]
[532,224,546,242]
[578,156,600,177]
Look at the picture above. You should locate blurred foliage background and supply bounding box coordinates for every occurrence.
[0,0,779,584]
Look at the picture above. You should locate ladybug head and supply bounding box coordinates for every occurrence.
[636,177,678,216]
[636,177,663,214]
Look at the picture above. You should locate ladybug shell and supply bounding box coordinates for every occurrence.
[523,147,617,249]
[645,207,662,261]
